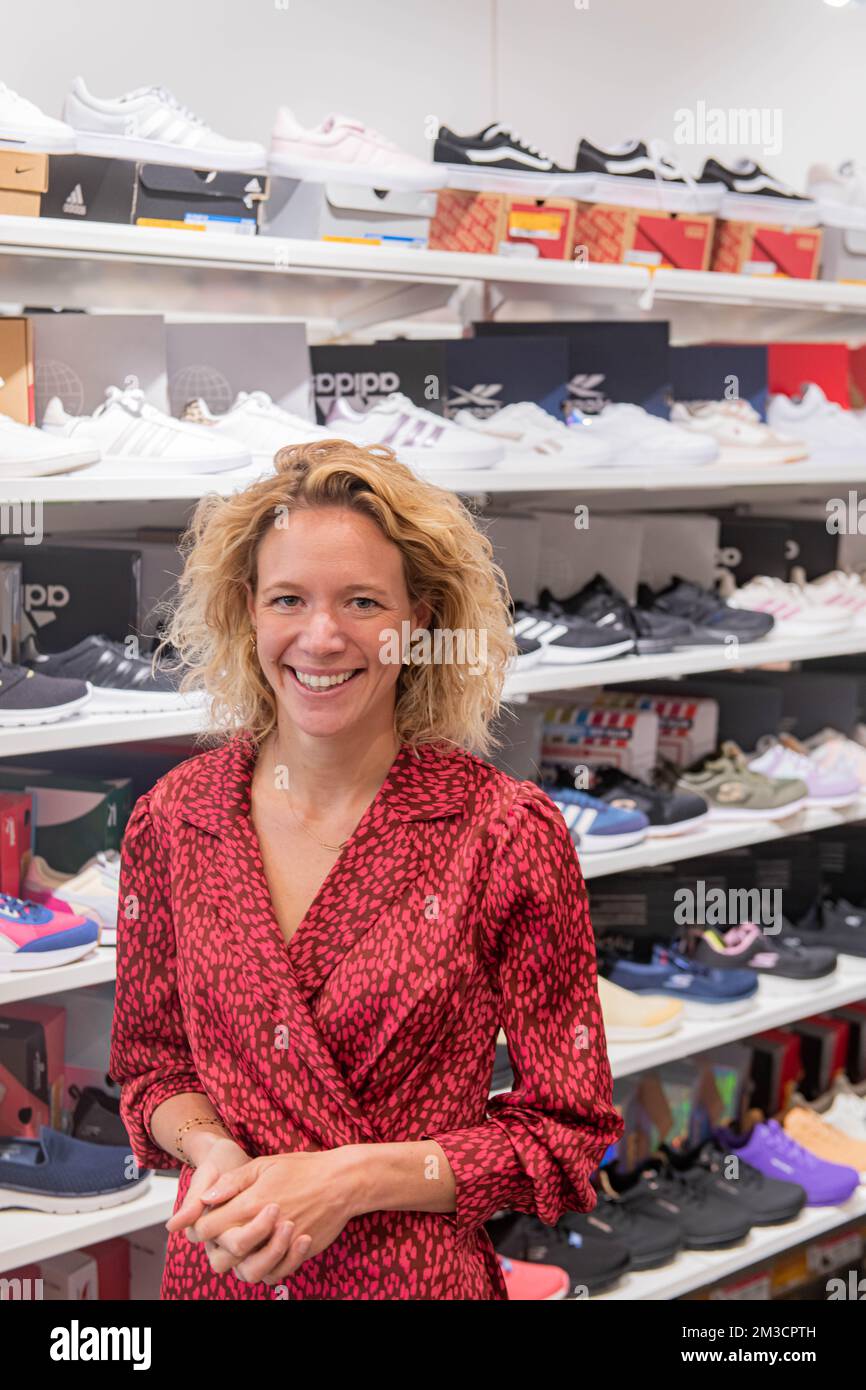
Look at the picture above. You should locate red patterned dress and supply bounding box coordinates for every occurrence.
[109,736,623,1300]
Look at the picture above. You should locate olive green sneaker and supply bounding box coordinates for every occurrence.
[677,741,808,821]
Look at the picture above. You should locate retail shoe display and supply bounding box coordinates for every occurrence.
[571,137,723,212]
[0,413,100,478]
[597,975,684,1042]
[539,574,693,655]
[454,401,614,468]
[269,108,444,190]
[794,897,866,959]
[0,892,100,972]
[326,393,503,471]
[433,123,568,182]
[488,1211,631,1296]
[551,787,650,853]
[822,1092,866,1142]
[791,568,866,627]
[496,1254,570,1300]
[783,1107,866,1181]
[697,157,819,225]
[677,742,808,820]
[552,762,710,836]
[64,77,266,171]
[182,391,332,468]
[70,1084,130,1147]
[715,1120,859,1206]
[748,734,860,808]
[25,851,121,946]
[0,80,76,152]
[576,403,720,466]
[691,922,838,985]
[0,1126,150,1213]
[585,1177,684,1270]
[511,602,635,664]
[670,399,808,466]
[0,662,91,727]
[638,577,775,645]
[27,635,197,714]
[42,386,253,476]
[664,1139,807,1226]
[725,574,850,636]
[807,159,866,230]
[806,727,866,790]
[602,1157,753,1249]
[606,945,759,1018]
[767,384,866,465]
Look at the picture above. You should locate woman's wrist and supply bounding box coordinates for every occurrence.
[183,1125,235,1168]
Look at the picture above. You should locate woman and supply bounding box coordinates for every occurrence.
[109,438,623,1301]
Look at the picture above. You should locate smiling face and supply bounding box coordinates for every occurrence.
[248,504,430,743]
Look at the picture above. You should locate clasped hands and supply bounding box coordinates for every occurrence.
[166,1145,359,1286]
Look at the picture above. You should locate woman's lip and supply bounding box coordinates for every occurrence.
[284,666,364,692]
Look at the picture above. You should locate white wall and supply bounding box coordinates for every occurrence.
[5,0,866,187]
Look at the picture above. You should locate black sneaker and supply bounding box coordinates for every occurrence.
[0,661,91,727]
[27,635,196,714]
[684,1137,807,1226]
[512,601,634,665]
[540,574,692,655]
[638,576,775,645]
[562,1186,682,1271]
[553,764,710,837]
[698,157,816,210]
[692,923,838,983]
[510,632,544,672]
[434,123,567,178]
[571,138,719,212]
[794,898,866,959]
[488,1211,631,1296]
[605,1157,753,1249]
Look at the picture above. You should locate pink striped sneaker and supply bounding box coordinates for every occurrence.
[0,893,99,972]
[727,575,848,636]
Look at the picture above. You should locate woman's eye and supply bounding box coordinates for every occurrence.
[273,595,300,609]
[352,597,379,610]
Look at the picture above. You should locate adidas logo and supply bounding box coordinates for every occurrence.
[63,183,87,217]
[21,583,70,640]
[444,383,503,419]
[314,369,400,417]
[566,373,609,415]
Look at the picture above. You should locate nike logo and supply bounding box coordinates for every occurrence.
[14,166,33,175]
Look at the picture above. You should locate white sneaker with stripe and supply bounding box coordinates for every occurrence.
[64,78,266,172]
[326,393,503,471]
[41,386,252,476]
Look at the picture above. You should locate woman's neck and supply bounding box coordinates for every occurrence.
[266,721,402,819]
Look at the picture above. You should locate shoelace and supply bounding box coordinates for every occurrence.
[763,1121,820,1168]
[94,385,147,417]
[0,893,47,924]
[646,137,699,194]
[143,86,206,128]
[493,125,554,162]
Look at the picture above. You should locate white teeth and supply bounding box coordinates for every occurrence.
[294,669,357,689]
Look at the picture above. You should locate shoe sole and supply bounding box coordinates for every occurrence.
[540,638,635,665]
[682,1228,752,1250]
[719,191,820,226]
[606,1018,682,1042]
[0,690,93,726]
[584,172,724,214]
[0,939,99,972]
[268,150,446,192]
[645,810,712,837]
[85,687,206,714]
[576,828,649,853]
[706,798,808,821]
[72,130,265,172]
[0,1175,151,1212]
[756,970,837,993]
[679,995,758,1019]
[0,449,100,477]
[0,129,76,154]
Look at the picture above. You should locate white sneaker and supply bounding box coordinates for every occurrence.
[807,160,866,231]
[577,402,720,466]
[268,107,444,191]
[822,1092,866,1141]
[24,852,121,945]
[0,413,100,478]
[0,81,76,153]
[182,391,332,469]
[454,401,613,469]
[767,384,866,465]
[792,568,866,628]
[64,77,266,172]
[326,393,503,471]
[42,386,252,476]
[726,575,849,636]
[670,399,807,466]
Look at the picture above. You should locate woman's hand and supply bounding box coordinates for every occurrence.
[183,1148,362,1285]
[165,1135,251,1237]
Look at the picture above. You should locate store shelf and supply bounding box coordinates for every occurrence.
[0,1174,178,1275]
[607,955,866,1079]
[591,1188,866,1301]
[0,706,203,758]
[0,945,117,1005]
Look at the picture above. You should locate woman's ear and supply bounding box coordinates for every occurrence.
[413,599,433,631]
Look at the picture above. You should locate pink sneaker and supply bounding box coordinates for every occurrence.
[498,1254,570,1300]
[0,893,99,971]
[268,107,445,191]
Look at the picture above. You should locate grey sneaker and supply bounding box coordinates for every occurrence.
[0,662,91,727]
[678,741,808,820]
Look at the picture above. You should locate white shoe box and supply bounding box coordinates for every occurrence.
[262,177,434,248]
[821,225,866,281]
[40,1250,99,1300]
[129,1222,169,1302]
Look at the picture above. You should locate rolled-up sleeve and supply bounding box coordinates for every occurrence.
[109,792,206,1171]
[426,782,624,1234]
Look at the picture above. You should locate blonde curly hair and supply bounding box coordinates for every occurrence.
[164,438,518,757]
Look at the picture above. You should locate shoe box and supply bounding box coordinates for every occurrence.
[0,150,49,217]
[571,201,715,271]
[589,689,719,766]
[767,341,849,405]
[263,177,435,248]
[0,1001,66,1136]
[0,769,131,874]
[670,344,769,418]
[41,154,268,232]
[31,310,169,423]
[715,513,840,585]
[42,154,137,225]
[539,704,662,781]
[165,320,312,419]
[429,188,577,259]
[442,335,570,419]
[128,1224,169,1301]
[0,791,32,896]
[309,340,449,423]
[834,1005,866,1081]
[738,670,861,745]
[619,677,781,754]
[0,560,23,665]
[819,224,866,283]
[0,542,141,651]
[748,1030,803,1115]
[2,1237,131,1301]
[0,316,34,424]
[710,218,822,279]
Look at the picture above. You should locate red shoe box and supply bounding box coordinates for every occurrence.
[711,219,822,279]
[429,189,576,259]
[768,342,850,406]
[80,1237,131,1299]
[572,201,714,270]
[0,1001,65,1135]
[0,1262,43,1300]
[0,792,32,897]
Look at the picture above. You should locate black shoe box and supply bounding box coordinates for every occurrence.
[310,340,450,423]
[134,163,268,234]
[670,344,769,417]
[442,335,570,419]
[42,154,137,224]
[0,543,141,653]
[717,514,839,585]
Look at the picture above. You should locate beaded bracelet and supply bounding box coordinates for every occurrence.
[176,1115,229,1163]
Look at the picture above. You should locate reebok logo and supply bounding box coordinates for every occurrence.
[314,369,399,417]
[566,373,610,415]
[444,383,502,418]
[50,1320,151,1370]
[63,184,87,216]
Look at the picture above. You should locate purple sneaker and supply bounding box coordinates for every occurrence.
[715,1120,860,1206]
[748,736,860,809]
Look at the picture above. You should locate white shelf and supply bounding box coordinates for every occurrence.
[592,1187,866,1301]
[0,944,117,1004]
[0,1174,177,1275]
[0,706,202,758]
[607,954,866,1079]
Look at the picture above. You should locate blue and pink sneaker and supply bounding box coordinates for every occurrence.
[0,893,100,972]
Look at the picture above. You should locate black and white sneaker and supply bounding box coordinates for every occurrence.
[698,158,819,225]
[27,635,201,714]
[513,602,634,666]
[540,575,693,655]
[433,122,569,192]
[0,662,91,727]
[509,631,545,673]
[571,137,723,212]
[548,764,711,838]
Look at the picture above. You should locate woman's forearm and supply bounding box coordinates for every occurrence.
[149,1091,234,1166]
[340,1141,456,1218]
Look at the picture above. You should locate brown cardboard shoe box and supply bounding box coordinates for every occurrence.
[711,219,822,278]
[0,317,34,424]
[572,201,715,270]
[429,188,576,258]
[0,151,49,216]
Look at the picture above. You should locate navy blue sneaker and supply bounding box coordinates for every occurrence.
[551,787,650,853]
[0,1126,151,1212]
[606,945,758,1019]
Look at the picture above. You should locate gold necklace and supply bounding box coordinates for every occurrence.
[269,742,352,853]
